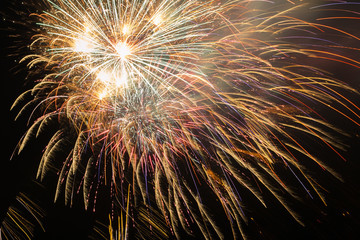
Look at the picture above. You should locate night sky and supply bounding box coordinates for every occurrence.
[1,0,360,239]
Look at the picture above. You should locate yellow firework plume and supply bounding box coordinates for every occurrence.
[12,0,360,239]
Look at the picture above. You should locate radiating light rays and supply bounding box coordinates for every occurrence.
[11,0,360,239]
[35,0,216,106]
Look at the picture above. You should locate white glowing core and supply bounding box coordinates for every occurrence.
[98,90,107,100]
[97,71,112,83]
[115,42,131,60]
[153,14,163,26]
[74,38,92,53]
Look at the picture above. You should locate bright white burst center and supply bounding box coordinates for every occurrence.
[115,42,131,60]
[74,38,92,53]
[97,68,128,90]
[152,14,163,26]
[97,71,112,83]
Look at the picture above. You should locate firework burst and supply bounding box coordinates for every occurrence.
[10,0,360,238]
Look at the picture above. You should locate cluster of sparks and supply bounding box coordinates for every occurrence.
[10,0,360,239]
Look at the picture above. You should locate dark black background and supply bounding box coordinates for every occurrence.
[1,0,360,239]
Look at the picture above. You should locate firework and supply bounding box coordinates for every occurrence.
[0,191,45,240]
[11,0,360,239]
